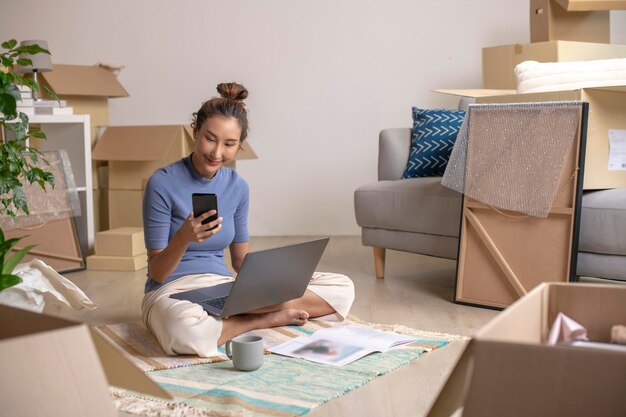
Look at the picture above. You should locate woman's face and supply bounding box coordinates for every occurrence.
[192,116,242,179]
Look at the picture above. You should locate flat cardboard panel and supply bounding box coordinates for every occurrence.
[108,189,143,229]
[457,206,574,308]
[454,104,584,309]
[482,41,626,89]
[95,227,145,257]
[0,305,170,417]
[530,0,610,43]
[428,283,626,417]
[5,218,84,273]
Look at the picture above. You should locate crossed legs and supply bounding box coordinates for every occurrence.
[217,290,334,345]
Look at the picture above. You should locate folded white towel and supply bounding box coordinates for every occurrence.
[515,58,626,93]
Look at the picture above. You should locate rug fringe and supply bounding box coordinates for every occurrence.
[111,388,246,417]
[346,315,470,342]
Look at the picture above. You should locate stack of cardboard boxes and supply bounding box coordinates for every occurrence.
[86,227,147,271]
[482,0,626,89]
[439,0,626,190]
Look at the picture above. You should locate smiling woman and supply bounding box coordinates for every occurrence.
[139,83,355,358]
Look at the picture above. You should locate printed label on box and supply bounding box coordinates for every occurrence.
[608,129,626,171]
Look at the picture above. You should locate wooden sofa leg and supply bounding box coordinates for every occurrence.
[373,247,386,279]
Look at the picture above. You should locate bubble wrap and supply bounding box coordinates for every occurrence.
[442,101,582,218]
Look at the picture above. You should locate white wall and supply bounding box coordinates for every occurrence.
[2,1,625,236]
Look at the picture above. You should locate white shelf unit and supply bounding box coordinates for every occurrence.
[29,114,94,255]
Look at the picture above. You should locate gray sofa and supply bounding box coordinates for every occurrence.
[354,128,626,283]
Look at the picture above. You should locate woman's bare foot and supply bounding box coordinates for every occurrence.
[218,308,310,346]
[265,308,309,327]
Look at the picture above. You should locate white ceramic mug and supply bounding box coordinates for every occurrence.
[225,335,264,371]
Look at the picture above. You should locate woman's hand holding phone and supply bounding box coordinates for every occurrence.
[178,211,223,243]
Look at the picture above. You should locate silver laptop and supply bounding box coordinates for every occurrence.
[170,238,329,317]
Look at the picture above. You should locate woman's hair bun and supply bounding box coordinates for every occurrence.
[217,82,248,101]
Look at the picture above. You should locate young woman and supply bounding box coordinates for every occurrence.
[141,83,355,357]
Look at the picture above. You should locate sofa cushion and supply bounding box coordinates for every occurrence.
[355,177,462,237]
[579,188,626,256]
[402,108,466,178]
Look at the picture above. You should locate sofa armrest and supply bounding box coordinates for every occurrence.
[378,128,411,181]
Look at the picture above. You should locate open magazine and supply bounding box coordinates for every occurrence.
[269,324,417,367]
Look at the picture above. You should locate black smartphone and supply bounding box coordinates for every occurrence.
[192,193,218,228]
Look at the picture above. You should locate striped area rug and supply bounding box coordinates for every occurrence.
[100,317,467,417]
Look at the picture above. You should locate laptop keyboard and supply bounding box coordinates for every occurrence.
[202,295,228,311]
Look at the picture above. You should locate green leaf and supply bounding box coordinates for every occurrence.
[28,130,46,139]
[0,274,21,292]
[1,39,17,50]
[16,58,32,67]
[0,93,17,119]
[0,72,14,85]
[12,187,27,215]
[5,83,22,102]
[0,236,22,255]
[14,44,50,56]
[0,55,13,67]
[3,244,35,274]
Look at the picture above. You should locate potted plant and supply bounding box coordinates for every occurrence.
[0,39,56,291]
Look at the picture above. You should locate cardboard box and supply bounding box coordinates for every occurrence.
[95,227,145,257]
[427,283,626,417]
[0,305,170,417]
[435,86,626,189]
[108,189,143,229]
[39,64,129,144]
[92,125,258,191]
[86,253,148,271]
[482,41,626,89]
[529,0,618,43]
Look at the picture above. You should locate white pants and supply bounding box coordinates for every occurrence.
[141,272,355,357]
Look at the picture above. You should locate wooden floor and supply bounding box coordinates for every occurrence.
[64,236,498,417]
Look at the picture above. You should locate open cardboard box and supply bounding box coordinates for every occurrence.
[435,86,626,190]
[0,305,171,417]
[427,282,626,417]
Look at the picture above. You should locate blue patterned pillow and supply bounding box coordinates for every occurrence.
[402,108,466,178]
